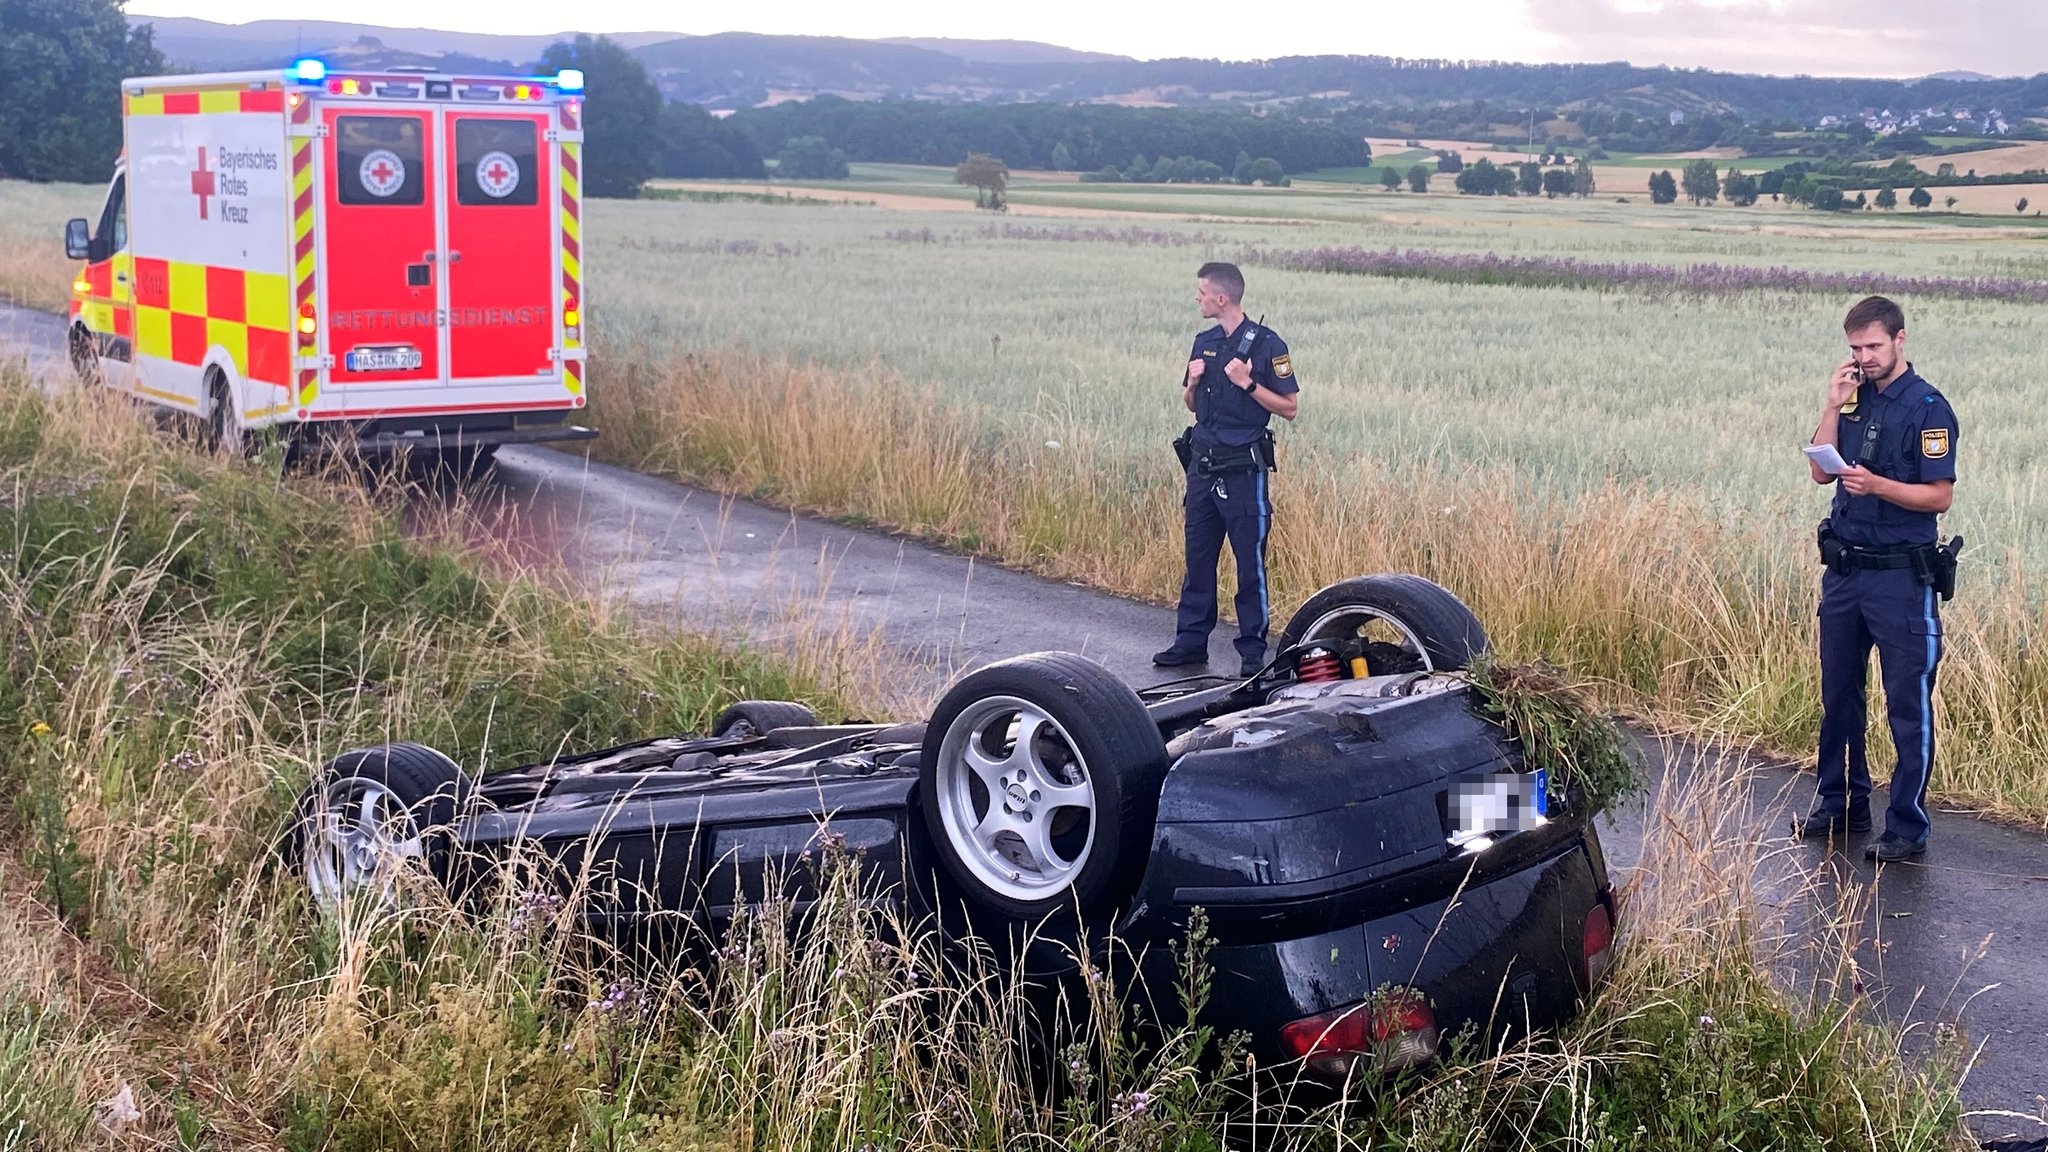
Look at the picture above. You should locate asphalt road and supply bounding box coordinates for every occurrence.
[7,303,2043,1138]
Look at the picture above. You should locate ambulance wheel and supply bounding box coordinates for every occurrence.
[205,376,249,458]
[68,326,99,383]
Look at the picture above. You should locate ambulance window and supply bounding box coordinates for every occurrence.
[454,118,539,206]
[96,174,128,252]
[336,116,426,206]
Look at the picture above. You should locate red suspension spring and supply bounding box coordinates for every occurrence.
[1298,647,1341,683]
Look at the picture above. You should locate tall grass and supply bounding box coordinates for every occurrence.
[0,181,94,314]
[592,350,2048,825]
[0,356,1976,1148]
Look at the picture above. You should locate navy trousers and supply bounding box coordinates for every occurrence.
[1815,565,1942,844]
[1173,465,1272,661]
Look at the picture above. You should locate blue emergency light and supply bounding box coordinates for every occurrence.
[556,69,585,93]
[290,58,327,83]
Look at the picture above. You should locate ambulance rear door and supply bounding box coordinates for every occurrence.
[320,106,443,387]
[441,109,559,385]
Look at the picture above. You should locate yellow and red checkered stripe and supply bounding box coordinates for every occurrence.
[126,87,284,117]
[130,258,292,388]
[289,99,320,407]
[72,253,133,339]
[559,105,584,398]
[114,83,293,398]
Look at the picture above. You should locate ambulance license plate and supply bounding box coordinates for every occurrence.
[346,345,423,373]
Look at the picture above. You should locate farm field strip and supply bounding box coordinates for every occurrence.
[587,197,2048,570]
[579,192,2048,821]
[9,175,2048,818]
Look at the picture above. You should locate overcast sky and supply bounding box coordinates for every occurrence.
[126,0,2048,78]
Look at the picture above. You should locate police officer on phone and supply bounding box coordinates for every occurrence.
[1801,295,1961,862]
[1153,262,1300,679]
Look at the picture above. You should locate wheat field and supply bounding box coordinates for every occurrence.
[8,173,2048,819]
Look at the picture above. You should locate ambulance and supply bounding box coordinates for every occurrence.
[64,59,595,463]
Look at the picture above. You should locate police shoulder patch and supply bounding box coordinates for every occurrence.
[1922,427,1950,459]
[1272,354,1293,378]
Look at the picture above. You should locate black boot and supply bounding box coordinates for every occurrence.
[1152,644,1208,668]
[1797,803,1872,839]
[1866,832,1927,862]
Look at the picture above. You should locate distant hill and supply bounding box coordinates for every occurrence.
[877,37,1129,65]
[130,15,2048,132]
[133,17,673,72]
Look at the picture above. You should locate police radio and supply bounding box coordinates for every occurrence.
[1230,315,1266,363]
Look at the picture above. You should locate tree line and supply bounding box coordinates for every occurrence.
[1,0,164,182]
[725,96,1369,178]
[1633,158,2011,213]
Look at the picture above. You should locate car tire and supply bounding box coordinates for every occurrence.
[918,653,1169,924]
[712,700,821,738]
[68,325,100,384]
[204,375,249,458]
[291,742,471,911]
[1276,573,1489,674]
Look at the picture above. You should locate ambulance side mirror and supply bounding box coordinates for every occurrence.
[64,218,91,261]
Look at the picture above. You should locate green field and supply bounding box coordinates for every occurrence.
[1594,152,1812,171]
[576,174,2048,822]
[594,194,2048,559]
[0,172,1997,1149]
[10,170,2048,820]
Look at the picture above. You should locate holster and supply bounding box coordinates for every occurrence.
[1816,521,1848,573]
[1172,428,1193,470]
[1933,536,1963,601]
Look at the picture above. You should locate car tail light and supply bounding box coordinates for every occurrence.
[1278,988,1439,1079]
[1581,897,1615,990]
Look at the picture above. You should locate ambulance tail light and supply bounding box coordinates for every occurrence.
[562,294,580,330]
[297,302,318,341]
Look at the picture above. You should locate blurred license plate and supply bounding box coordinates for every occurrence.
[1448,770,1549,846]
[346,345,423,372]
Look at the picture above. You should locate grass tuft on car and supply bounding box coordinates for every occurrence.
[1465,656,1646,814]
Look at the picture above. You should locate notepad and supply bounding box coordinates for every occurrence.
[1804,443,1850,475]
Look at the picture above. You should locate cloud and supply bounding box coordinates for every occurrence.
[1521,0,2048,76]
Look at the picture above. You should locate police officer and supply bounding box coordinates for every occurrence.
[1800,295,1959,862]
[1153,262,1299,678]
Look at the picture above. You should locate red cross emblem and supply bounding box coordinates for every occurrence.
[359,149,406,197]
[475,150,520,198]
[190,147,216,219]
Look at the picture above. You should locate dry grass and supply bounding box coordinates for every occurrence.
[0,346,1982,1151]
[1909,140,2048,177]
[0,182,88,314]
[592,349,2048,827]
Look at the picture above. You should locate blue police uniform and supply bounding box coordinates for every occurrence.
[1814,365,1958,847]
[1169,318,1297,665]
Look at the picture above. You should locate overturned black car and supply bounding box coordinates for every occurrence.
[293,574,1618,1080]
